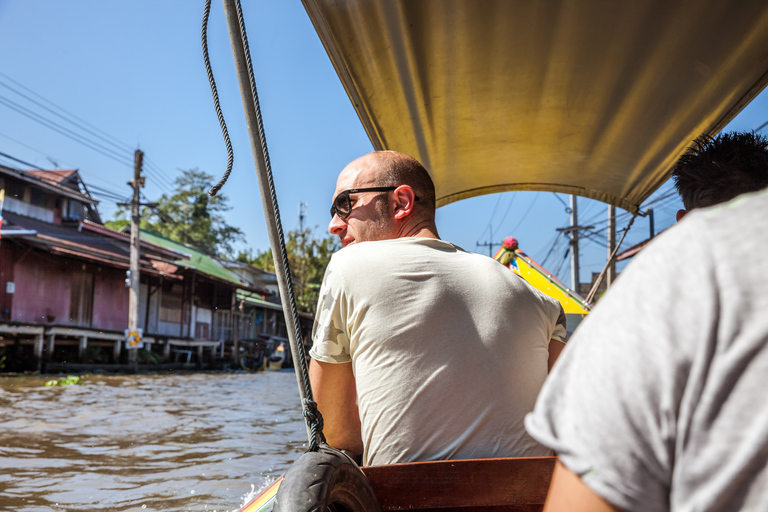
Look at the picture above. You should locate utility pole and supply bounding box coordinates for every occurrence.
[298,202,307,232]
[607,205,616,287]
[569,195,579,291]
[477,226,495,257]
[128,150,144,366]
[555,196,593,293]
[646,207,655,239]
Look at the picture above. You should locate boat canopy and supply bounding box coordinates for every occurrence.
[303,0,768,213]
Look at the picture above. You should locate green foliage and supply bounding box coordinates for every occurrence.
[45,375,84,386]
[240,227,340,314]
[109,169,244,257]
[81,345,109,364]
[138,349,164,364]
[104,219,130,232]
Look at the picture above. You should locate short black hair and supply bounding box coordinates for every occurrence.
[672,131,768,210]
[376,151,437,215]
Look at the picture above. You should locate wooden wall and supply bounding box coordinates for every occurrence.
[92,267,129,331]
[13,251,70,324]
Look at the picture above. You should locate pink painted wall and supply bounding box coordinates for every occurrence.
[13,252,70,324]
[13,252,129,330]
[92,268,129,331]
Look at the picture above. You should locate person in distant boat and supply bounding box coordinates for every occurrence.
[525,146,768,509]
[309,150,566,466]
[673,131,768,221]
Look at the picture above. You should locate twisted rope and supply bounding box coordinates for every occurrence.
[202,0,234,197]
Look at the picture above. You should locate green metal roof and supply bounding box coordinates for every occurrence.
[140,230,243,286]
[236,290,282,310]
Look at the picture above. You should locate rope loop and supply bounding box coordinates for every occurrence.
[202,0,234,196]
[302,398,327,450]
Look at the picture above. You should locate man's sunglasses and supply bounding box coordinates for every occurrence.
[329,187,397,219]
[329,186,421,220]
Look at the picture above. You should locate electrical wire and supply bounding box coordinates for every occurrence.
[492,194,516,236]
[0,71,134,153]
[0,74,178,194]
[0,94,135,169]
[507,193,540,233]
[477,194,503,242]
[0,131,65,167]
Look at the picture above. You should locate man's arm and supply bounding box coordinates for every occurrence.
[544,461,620,512]
[309,358,364,454]
[548,339,566,373]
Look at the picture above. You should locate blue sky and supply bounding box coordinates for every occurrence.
[0,1,766,288]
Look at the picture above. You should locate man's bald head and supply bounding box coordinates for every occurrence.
[350,151,436,218]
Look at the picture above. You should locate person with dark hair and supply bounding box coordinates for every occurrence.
[524,140,768,509]
[673,131,768,221]
[309,150,566,466]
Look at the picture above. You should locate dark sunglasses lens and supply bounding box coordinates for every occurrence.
[331,193,351,219]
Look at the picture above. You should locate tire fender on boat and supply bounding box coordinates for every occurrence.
[273,444,381,512]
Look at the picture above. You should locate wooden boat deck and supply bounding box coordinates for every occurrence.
[362,456,556,511]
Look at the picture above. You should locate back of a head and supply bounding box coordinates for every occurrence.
[672,132,768,210]
[373,151,437,218]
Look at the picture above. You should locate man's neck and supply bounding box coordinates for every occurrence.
[397,219,440,240]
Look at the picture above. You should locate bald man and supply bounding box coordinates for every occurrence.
[309,151,566,466]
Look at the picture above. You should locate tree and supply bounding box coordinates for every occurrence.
[241,227,340,314]
[107,168,244,257]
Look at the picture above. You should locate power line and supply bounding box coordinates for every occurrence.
[507,193,540,233]
[0,72,135,153]
[492,194,516,235]
[478,194,503,243]
[0,150,43,170]
[0,94,135,169]
[144,156,177,189]
[0,74,177,195]
[0,131,66,167]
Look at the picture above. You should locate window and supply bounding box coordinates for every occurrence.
[66,200,83,220]
[30,188,48,207]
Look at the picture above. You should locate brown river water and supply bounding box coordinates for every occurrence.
[0,371,307,512]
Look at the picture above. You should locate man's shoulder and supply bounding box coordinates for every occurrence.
[334,237,463,261]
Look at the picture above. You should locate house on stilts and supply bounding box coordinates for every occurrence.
[0,164,313,373]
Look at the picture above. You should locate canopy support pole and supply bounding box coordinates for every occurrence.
[220,0,323,449]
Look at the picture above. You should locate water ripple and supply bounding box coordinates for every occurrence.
[0,372,307,511]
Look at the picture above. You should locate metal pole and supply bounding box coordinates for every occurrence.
[570,195,579,292]
[128,149,143,365]
[221,0,312,441]
[647,207,655,238]
[607,205,616,287]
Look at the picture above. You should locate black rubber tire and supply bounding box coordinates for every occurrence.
[273,445,381,512]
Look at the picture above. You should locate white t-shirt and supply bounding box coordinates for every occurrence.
[311,237,566,466]
[526,188,768,511]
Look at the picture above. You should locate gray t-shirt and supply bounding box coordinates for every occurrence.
[311,237,566,466]
[526,188,768,511]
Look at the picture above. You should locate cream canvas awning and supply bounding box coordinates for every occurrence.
[303,0,768,212]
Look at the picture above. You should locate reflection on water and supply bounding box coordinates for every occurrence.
[0,371,307,511]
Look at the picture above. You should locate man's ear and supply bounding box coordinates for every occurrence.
[392,185,417,220]
[676,209,687,222]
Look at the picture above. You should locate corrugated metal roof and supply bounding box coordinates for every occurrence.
[139,230,245,286]
[25,170,76,184]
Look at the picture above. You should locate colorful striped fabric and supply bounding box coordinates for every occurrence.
[237,477,282,512]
